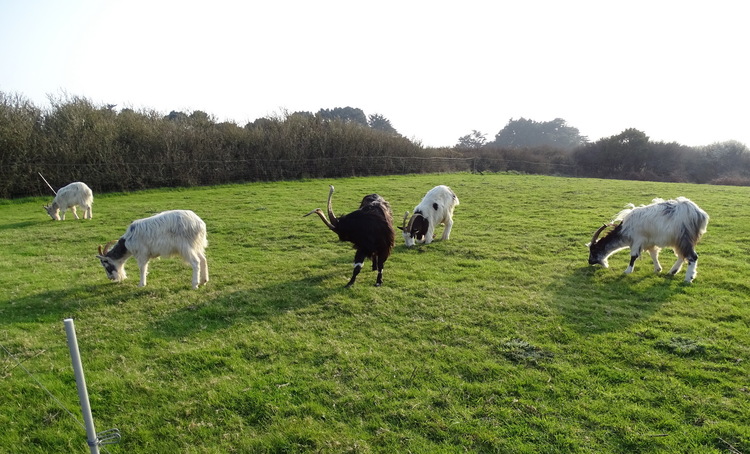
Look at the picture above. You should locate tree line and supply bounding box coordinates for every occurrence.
[461,118,750,185]
[1,91,748,199]
[0,92,452,198]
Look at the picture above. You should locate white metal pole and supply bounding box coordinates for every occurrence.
[64,318,100,454]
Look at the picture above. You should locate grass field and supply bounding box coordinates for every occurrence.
[1,173,748,453]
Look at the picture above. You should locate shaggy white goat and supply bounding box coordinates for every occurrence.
[398,185,459,247]
[43,182,93,220]
[97,210,209,289]
[588,197,709,282]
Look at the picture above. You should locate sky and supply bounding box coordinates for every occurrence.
[1,0,748,148]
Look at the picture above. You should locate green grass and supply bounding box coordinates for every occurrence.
[1,173,748,453]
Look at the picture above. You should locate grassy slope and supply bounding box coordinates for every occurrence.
[1,173,748,453]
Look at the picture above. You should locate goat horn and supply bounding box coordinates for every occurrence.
[590,224,609,245]
[304,208,336,230]
[327,185,338,227]
[402,211,409,229]
[101,240,117,255]
[405,212,419,234]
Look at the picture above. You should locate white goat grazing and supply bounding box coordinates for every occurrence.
[43,182,93,220]
[588,197,709,283]
[398,185,459,247]
[96,210,209,289]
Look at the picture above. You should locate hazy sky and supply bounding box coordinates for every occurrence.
[1,0,747,147]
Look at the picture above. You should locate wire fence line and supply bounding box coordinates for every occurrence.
[5,154,582,199]
[18,155,577,168]
[15,156,470,167]
[1,342,116,453]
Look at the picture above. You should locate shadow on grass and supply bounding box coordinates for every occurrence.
[0,220,42,231]
[1,265,355,334]
[0,283,153,324]
[147,273,343,338]
[547,266,689,334]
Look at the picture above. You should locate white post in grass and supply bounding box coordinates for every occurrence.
[64,318,100,454]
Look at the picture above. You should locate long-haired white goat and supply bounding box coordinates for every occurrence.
[43,182,93,220]
[398,185,459,247]
[588,197,709,282]
[96,210,209,289]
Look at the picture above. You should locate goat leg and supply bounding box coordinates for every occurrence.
[374,254,387,287]
[345,250,368,287]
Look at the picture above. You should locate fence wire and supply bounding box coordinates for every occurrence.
[1,342,116,453]
[1,155,590,199]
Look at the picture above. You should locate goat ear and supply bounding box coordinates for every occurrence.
[396,226,404,231]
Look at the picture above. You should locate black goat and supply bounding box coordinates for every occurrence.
[305,185,395,287]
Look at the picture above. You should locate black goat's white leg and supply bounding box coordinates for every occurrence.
[345,250,367,287]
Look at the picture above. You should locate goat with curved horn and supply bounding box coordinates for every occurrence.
[327,185,338,227]
[589,224,610,246]
[398,185,459,247]
[96,210,209,289]
[43,181,93,220]
[587,197,709,282]
[98,240,118,256]
[304,208,336,230]
[305,184,395,287]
